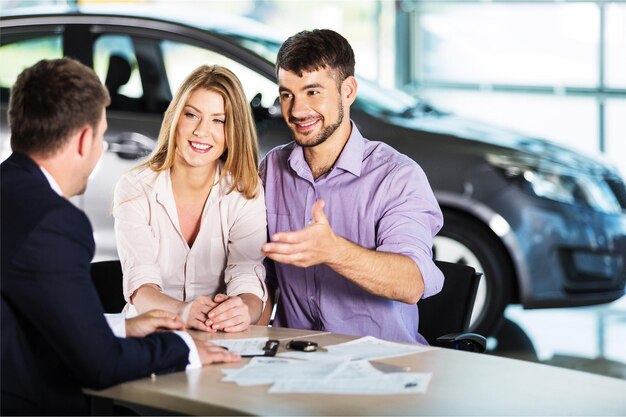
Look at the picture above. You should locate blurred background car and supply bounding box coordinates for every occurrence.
[1,5,625,336]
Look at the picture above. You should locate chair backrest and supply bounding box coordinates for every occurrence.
[104,54,143,112]
[90,260,126,313]
[418,260,482,345]
[105,54,132,93]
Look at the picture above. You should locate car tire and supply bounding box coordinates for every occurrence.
[490,318,538,360]
[433,210,515,336]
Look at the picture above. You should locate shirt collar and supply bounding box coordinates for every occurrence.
[333,121,364,177]
[287,120,364,179]
[39,166,63,196]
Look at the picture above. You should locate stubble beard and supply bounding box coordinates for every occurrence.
[291,101,344,148]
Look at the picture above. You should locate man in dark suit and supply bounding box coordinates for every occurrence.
[1,58,240,415]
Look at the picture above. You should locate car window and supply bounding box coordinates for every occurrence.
[0,34,62,92]
[161,40,278,108]
[93,34,145,112]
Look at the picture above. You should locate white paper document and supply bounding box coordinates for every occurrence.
[211,337,268,356]
[222,337,434,395]
[222,356,347,386]
[278,336,434,361]
[269,372,432,395]
[268,360,431,394]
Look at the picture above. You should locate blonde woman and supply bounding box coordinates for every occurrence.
[113,65,267,333]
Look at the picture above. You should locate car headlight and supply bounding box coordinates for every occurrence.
[486,153,622,215]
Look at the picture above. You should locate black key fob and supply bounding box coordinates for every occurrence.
[287,340,318,352]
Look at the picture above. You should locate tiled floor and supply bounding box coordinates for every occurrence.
[488,294,626,380]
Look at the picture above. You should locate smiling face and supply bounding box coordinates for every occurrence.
[278,67,354,148]
[174,88,226,170]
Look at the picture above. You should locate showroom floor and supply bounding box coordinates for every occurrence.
[487,295,626,380]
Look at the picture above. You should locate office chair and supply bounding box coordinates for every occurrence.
[90,260,126,313]
[418,260,487,352]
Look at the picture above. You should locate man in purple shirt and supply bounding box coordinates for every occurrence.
[260,29,444,344]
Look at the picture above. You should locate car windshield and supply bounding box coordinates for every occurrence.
[223,33,420,117]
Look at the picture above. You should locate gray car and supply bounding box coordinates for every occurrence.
[1,6,625,336]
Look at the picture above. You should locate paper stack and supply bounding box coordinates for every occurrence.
[221,336,433,395]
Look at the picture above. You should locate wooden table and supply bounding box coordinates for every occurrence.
[87,326,626,416]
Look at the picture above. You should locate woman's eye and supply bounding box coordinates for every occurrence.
[185,112,198,119]
[214,119,226,124]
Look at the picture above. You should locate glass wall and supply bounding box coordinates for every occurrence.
[402,1,626,177]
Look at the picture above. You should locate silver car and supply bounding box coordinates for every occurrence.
[1,5,625,336]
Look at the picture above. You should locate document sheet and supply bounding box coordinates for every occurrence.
[278,335,434,361]
[211,337,269,356]
[222,337,433,395]
[222,357,346,386]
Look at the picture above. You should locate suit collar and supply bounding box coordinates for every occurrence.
[7,152,46,179]
[7,152,61,194]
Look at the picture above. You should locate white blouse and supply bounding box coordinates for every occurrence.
[112,163,267,310]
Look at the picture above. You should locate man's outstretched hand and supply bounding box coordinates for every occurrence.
[261,200,339,268]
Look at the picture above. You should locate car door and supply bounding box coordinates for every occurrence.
[1,16,290,260]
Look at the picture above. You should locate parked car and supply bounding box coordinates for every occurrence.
[1,5,625,336]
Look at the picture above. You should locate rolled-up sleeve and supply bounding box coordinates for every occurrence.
[375,162,444,299]
[113,174,163,302]
[223,186,268,304]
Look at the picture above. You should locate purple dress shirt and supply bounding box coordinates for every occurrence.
[259,122,444,344]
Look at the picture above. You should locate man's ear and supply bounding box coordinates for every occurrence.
[76,126,93,157]
[342,76,358,105]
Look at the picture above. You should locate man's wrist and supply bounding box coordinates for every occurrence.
[105,313,127,338]
[174,331,201,369]
[325,234,352,269]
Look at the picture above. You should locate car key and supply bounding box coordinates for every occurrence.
[286,340,328,352]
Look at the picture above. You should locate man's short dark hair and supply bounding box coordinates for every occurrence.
[8,58,110,157]
[276,29,355,87]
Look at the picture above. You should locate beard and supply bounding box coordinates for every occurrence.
[290,101,344,148]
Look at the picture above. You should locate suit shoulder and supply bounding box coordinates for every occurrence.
[1,160,72,220]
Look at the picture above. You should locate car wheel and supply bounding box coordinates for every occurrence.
[433,210,515,336]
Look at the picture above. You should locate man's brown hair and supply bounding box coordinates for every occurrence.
[9,58,110,157]
[276,29,355,87]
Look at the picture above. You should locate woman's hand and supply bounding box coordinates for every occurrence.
[205,293,253,333]
[180,295,218,332]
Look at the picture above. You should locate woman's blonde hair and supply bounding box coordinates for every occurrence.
[141,65,260,198]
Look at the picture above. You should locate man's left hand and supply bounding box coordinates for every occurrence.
[125,309,184,337]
